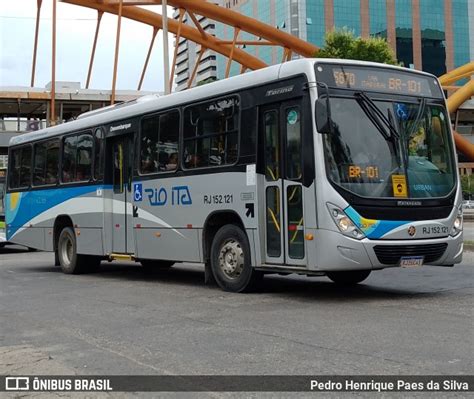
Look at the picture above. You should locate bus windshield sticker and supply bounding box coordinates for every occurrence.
[391,174,408,197]
[287,109,299,125]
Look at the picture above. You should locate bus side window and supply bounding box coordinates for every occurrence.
[140,116,159,174]
[76,134,92,181]
[285,107,302,180]
[9,148,22,188]
[264,111,279,181]
[45,140,59,185]
[20,146,32,188]
[33,140,59,186]
[62,133,92,183]
[9,146,33,189]
[158,111,179,171]
[183,96,239,169]
[33,143,47,186]
[63,136,77,183]
[94,128,105,180]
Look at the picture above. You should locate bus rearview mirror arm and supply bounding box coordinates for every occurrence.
[315,82,333,135]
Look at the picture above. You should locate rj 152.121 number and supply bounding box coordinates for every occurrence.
[203,194,233,205]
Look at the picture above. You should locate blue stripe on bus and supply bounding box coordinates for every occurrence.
[344,206,410,239]
[6,185,109,240]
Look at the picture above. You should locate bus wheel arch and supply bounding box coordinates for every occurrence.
[209,223,262,292]
[202,210,246,266]
[53,215,74,256]
[54,215,100,273]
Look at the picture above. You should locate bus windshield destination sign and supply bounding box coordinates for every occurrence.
[316,64,442,97]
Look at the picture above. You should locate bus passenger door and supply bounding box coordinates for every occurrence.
[110,135,134,254]
[261,101,306,267]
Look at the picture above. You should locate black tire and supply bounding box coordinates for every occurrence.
[210,224,262,293]
[326,270,371,285]
[140,260,175,270]
[57,227,100,274]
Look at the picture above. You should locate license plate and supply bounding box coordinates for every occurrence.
[400,256,424,268]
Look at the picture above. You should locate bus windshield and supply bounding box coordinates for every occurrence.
[322,96,456,199]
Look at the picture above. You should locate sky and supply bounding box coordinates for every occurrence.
[0,0,174,92]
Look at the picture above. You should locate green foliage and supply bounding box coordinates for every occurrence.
[197,77,218,86]
[316,29,398,65]
[461,174,474,196]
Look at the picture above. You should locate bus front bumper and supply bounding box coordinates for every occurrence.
[312,229,464,271]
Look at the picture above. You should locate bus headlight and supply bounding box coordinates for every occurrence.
[450,206,463,237]
[327,203,365,240]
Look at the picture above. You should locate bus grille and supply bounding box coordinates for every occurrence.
[373,243,448,265]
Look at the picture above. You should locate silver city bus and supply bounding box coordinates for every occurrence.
[5,59,463,292]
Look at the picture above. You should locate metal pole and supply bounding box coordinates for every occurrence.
[111,0,123,105]
[138,28,159,91]
[51,0,57,125]
[31,0,43,87]
[162,0,170,94]
[169,9,185,90]
[86,11,104,89]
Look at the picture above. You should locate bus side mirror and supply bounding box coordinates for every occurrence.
[315,98,333,134]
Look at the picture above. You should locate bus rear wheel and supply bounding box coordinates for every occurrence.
[326,270,371,285]
[57,227,100,274]
[210,224,262,293]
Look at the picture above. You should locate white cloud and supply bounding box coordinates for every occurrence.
[0,0,174,92]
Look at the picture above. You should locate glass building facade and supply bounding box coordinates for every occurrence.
[419,0,446,76]
[369,0,386,37]
[394,0,413,69]
[216,0,473,80]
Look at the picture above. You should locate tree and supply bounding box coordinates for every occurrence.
[197,77,218,86]
[461,174,474,198]
[316,29,397,65]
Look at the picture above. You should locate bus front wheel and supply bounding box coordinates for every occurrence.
[326,270,371,285]
[210,224,262,293]
[57,227,100,274]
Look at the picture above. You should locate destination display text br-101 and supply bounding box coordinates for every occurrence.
[315,63,443,98]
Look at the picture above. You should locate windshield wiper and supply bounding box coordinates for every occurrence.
[355,92,400,140]
[407,98,427,141]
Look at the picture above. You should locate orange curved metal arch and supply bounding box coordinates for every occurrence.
[61,0,473,160]
[439,63,474,160]
[62,0,267,72]
[167,0,318,58]
[439,62,474,86]
[62,0,318,72]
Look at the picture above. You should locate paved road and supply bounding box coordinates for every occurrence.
[0,247,472,383]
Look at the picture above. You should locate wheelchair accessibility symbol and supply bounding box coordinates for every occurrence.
[133,183,143,202]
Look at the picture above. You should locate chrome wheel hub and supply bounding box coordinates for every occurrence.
[60,235,73,266]
[218,239,244,279]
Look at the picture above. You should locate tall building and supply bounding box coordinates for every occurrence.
[216,0,474,79]
[173,2,221,92]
